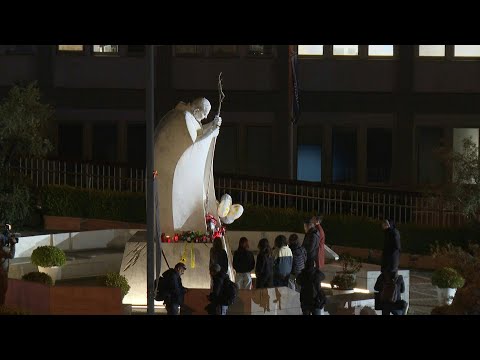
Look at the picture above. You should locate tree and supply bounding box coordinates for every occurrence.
[443,137,480,220]
[0,82,54,226]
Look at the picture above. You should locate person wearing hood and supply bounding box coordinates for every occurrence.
[162,262,188,315]
[381,219,401,272]
[296,259,326,315]
[207,263,230,315]
[288,233,307,291]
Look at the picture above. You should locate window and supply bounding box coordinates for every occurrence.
[333,128,357,183]
[419,45,445,57]
[367,129,392,183]
[454,45,480,57]
[247,127,272,177]
[368,45,394,56]
[297,145,321,182]
[93,45,119,55]
[298,45,323,56]
[212,45,237,56]
[93,124,117,162]
[127,124,146,168]
[174,45,203,56]
[248,45,273,56]
[58,45,84,52]
[58,124,83,160]
[333,45,358,56]
[214,126,238,173]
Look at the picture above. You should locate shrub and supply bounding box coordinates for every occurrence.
[331,274,356,290]
[339,253,362,274]
[22,271,53,286]
[31,246,66,267]
[98,272,130,298]
[431,267,465,289]
[40,185,146,223]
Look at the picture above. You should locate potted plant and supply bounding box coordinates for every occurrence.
[97,272,131,300]
[431,267,465,305]
[330,253,362,295]
[31,246,67,284]
[22,271,54,286]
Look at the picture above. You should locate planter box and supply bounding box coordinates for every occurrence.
[44,215,82,231]
[43,215,146,232]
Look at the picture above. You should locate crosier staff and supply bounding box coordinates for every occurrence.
[204,72,225,215]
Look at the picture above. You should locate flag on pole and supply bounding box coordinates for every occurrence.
[289,45,300,124]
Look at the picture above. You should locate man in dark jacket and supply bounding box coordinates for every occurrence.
[374,271,408,315]
[207,263,230,315]
[288,234,307,291]
[296,259,326,315]
[0,227,16,306]
[162,262,187,315]
[302,219,320,267]
[381,219,401,272]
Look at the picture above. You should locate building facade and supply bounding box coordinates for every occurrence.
[1,45,479,191]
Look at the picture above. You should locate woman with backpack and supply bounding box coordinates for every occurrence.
[288,233,307,291]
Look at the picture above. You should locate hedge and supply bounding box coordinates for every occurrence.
[40,185,145,223]
[39,187,480,255]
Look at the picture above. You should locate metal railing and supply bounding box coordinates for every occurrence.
[7,158,466,227]
[214,175,466,228]
[7,158,145,193]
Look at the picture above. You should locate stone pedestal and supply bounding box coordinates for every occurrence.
[181,287,302,315]
[120,231,214,306]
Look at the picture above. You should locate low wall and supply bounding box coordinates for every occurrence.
[43,215,146,232]
[5,279,123,315]
[331,245,437,270]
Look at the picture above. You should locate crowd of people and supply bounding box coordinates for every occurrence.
[158,215,408,316]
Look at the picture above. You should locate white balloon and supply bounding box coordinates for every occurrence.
[217,194,232,218]
[228,204,244,220]
[220,214,235,224]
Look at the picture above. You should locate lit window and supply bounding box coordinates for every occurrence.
[212,45,237,56]
[419,45,445,57]
[454,45,480,57]
[333,45,358,56]
[93,45,119,55]
[368,45,394,56]
[175,45,202,56]
[298,45,323,56]
[58,45,84,52]
[248,45,273,56]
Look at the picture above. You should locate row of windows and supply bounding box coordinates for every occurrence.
[56,45,273,57]
[299,45,480,58]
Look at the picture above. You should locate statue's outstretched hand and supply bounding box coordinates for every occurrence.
[214,115,222,128]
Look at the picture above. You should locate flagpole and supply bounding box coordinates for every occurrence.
[146,45,155,315]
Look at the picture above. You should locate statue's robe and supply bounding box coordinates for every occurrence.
[154,102,219,235]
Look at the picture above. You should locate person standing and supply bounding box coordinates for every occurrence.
[255,238,273,288]
[162,262,188,315]
[233,237,255,289]
[0,225,16,306]
[302,219,320,267]
[288,233,307,291]
[381,219,401,272]
[272,235,293,287]
[207,264,230,315]
[296,259,326,315]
